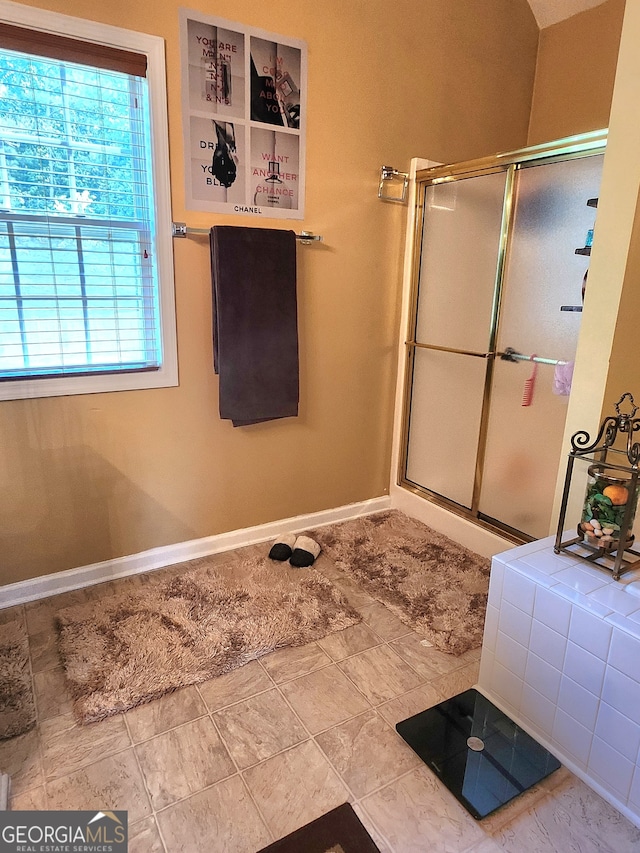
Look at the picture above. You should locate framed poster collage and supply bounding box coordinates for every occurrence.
[179,8,307,219]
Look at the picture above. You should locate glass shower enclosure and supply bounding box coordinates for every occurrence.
[399,131,606,541]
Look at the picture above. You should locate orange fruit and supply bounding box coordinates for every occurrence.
[603,484,629,506]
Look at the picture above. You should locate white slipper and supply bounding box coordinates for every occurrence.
[269,533,297,561]
[290,536,321,568]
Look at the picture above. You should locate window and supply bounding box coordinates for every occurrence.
[0,4,176,399]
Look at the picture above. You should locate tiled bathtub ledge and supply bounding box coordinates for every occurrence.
[478,535,640,829]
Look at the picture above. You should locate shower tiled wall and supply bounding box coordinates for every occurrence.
[478,536,640,826]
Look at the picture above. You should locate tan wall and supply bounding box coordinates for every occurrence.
[0,0,538,585]
[527,0,625,145]
[599,0,640,418]
[604,186,640,412]
[550,0,640,530]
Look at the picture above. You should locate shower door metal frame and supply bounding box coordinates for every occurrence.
[398,129,608,544]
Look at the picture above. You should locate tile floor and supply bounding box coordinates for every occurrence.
[2,542,640,852]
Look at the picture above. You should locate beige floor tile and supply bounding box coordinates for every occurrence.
[280,666,371,733]
[24,599,61,637]
[539,763,572,792]
[29,628,61,673]
[243,740,351,839]
[332,577,377,609]
[338,646,423,705]
[491,775,640,853]
[316,710,422,798]
[0,728,43,796]
[197,659,273,712]
[125,685,207,743]
[377,683,443,728]
[351,802,394,853]
[33,667,73,720]
[0,605,26,629]
[361,766,485,853]
[129,817,165,853]
[24,590,89,636]
[260,642,332,683]
[46,748,151,823]
[157,775,271,853]
[317,622,383,660]
[464,646,483,663]
[213,688,307,769]
[391,632,478,677]
[385,632,442,680]
[479,781,556,836]
[359,602,412,641]
[10,785,46,810]
[135,716,235,810]
[40,712,130,781]
[467,839,504,853]
[432,661,481,700]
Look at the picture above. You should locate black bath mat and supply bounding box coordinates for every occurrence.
[256,803,380,853]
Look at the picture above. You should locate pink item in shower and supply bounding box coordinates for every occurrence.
[522,355,538,407]
[553,360,574,396]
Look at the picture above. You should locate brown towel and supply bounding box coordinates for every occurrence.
[211,226,299,426]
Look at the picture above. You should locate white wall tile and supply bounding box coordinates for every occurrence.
[629,765,640,811]
[564,641,606,696]
[602,667,640,725]
[491,661,523,711]
[556,675,599,731]
[594,701,640,763]
[533,586,572,635]
[511,562,562,589]
[487,560,505,608]
[525,651,562,703]
[502,539,551,559]
[483,604,500,652]
[609,630,640,682]
[503,569,536,615]
[552,707,592,767]
[520,549,574,576]
[498,600,532,648]
[529,620,566,671]
[495,631,528,679]
[521,684,556,734]
[554,565,609,595]
[478,649,494,688]
[589,585,640,617]
[569,606,612,660]
[588,736,635,800]
[607,612,640,642]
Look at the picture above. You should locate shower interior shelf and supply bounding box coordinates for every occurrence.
[575,197,599,256]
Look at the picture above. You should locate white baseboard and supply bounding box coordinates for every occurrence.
[0,496,391,609]
[390,484,512,559]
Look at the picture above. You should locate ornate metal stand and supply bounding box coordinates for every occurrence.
[554,393,640,581]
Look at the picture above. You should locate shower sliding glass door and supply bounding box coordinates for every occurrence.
[400,132,606,541]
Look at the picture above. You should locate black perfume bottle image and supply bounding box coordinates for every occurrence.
[211,121,238,188]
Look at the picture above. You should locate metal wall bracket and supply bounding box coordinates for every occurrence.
[378,165,409,203]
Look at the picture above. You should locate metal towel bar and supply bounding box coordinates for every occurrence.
[499,347,567,366]
[171,221,322,243]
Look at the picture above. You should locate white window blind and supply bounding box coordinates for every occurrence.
[0,26,163,384]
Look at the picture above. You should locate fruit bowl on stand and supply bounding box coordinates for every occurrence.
[579,465,638,552]
[555,392,640,580]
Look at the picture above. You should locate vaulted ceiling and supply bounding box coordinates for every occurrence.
[528,0,608,28]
